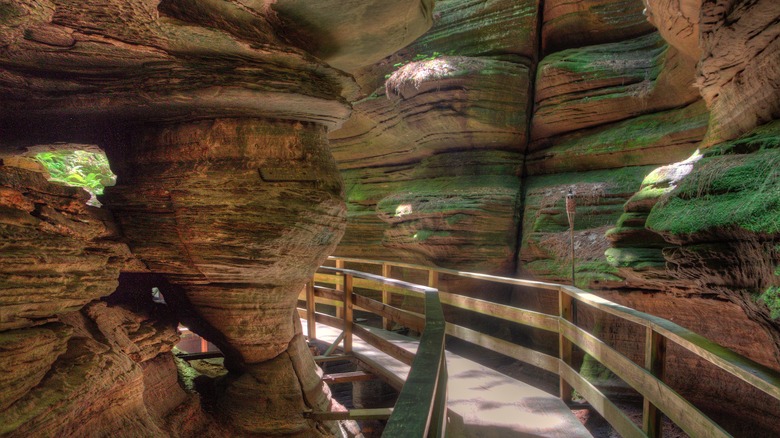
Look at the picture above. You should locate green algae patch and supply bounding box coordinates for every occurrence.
[646,123,780,236]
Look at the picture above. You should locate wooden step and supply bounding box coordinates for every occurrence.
[322,370,375,384]
[305,408,393,421]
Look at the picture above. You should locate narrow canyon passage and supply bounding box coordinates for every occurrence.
[1,0,779,436]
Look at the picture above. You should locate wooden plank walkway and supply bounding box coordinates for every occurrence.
[303,320,592,438]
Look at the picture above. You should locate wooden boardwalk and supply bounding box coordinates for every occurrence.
[303,320,592,438]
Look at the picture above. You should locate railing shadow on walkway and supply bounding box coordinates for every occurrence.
[298,256,780,438]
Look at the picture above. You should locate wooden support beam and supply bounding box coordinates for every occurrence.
[382,263,392,330]
[428,269,439,289]
[446,323,559,374]
[558,288,574,404]
[322,371,376,384]
[344,273,354,353]
[175,351,224,361]
[312,354,353,363]
[353,324,416,366]
[323,331,346,357]
[306,279,316,340]
[335,259,345,319]
[559,362,644,438]
[643,327,666,438]
[559,319,729,438]
[353,293,425,333]
[439,292,559,332]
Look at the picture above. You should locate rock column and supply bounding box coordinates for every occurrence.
[105,118,346,435]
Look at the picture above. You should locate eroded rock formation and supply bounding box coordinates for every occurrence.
[330,0,536,273]
[0,0,435,436]
[1,0,780,435]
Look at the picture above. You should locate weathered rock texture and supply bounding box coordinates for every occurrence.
[532,33,700,140]
[0,162,220,436]
[103,117,346,435]
[330,0,536,274]
[269,0,435,72]
[542,0,655,55]
[0,158,136,331]
[698,0,780,144]
[0,0,359,137]
[0,0,397,435]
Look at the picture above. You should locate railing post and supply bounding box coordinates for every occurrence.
[643,327,666,438]
[306,278,316,341]
[429,349,448,437]
[344,273,353,353]
[382,263,392,330]
[335,259,345,319]
[428,269,439,289]
[558,287,574,403]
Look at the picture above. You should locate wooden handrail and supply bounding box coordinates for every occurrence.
[311,265,446,437]
[313,256,780,438]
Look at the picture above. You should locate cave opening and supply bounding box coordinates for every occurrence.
[108,272,222,357]
[33,147,117,207]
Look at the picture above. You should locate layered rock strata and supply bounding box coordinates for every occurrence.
[0,0,421,435]
[330,0,536,275]
[104,118,346,435]
[0,159,217,436]
[542,0,655,55]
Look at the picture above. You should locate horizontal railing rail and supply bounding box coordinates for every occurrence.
[301,256,780,438]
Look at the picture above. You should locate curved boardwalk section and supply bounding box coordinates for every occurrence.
[303,321,591,437]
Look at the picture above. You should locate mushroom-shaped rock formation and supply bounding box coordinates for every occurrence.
[0,0,418,436]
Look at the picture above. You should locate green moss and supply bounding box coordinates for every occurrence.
[412,229,451,241]
[524,259,622,288]
[757,286,780,320]
[173,350,200,391]
[705,120,780,156]
[605,247,665,269]
[410,0,538,58]
[547,102,708,158]
[526,166,652,193]
[523,166,652,237]
[575,261,623,286]
[647,148,780,235]
[580,353,616,383]
[538,32,665,80]
[446,213,470,226]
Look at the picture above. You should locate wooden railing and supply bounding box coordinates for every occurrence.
[300,256,780,438]
[301,265,447,437]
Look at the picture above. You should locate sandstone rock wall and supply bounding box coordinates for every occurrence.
[0,160,218,436]
[330,0,537,276]
[0,0,414,435]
